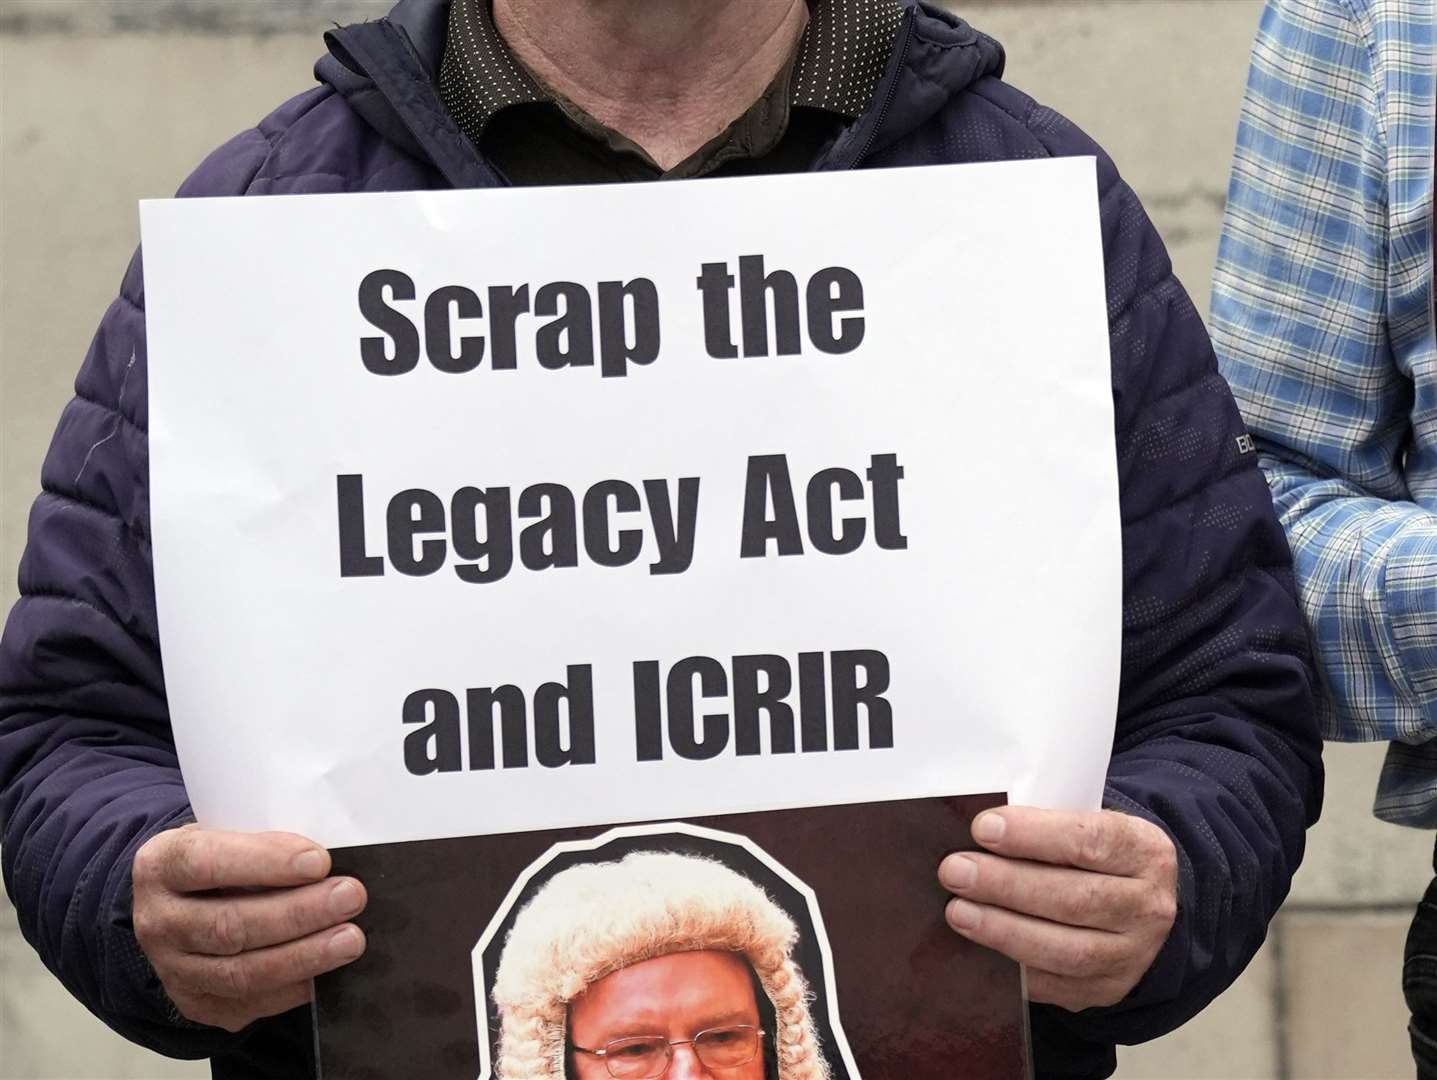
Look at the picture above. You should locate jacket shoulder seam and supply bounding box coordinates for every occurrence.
[965,81,1127,208]
[964,82,1053,159]
[248,87,342,191]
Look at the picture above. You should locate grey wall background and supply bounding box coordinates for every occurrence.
[0,2,1430,1077]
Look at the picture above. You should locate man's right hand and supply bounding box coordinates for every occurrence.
[132,825,367,1032]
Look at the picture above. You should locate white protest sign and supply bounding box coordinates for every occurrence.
[141,158,1120,850]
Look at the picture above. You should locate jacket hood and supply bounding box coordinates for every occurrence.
[315,0,1004,185]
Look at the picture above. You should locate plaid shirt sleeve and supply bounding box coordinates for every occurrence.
[1210,0,1437,753]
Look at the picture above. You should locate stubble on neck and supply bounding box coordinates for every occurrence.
[492,0,810,169]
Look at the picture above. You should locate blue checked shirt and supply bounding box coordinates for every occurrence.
[1211,0,1437,824]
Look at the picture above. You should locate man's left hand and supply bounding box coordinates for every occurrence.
[937,806,1178,1013]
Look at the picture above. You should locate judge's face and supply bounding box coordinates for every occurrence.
[569,950,766,1079]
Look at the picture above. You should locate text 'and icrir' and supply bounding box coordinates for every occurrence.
[401,651,895,777]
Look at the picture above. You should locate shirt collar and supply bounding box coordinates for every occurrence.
[438,0,904,142]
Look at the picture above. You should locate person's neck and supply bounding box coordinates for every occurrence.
[492,0,809,169]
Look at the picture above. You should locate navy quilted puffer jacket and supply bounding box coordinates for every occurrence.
[0,2,1322,1077]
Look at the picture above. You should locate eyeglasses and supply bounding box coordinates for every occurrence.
[571,1024,765,1078]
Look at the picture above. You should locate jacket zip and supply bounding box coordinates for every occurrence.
[848,8,915,168]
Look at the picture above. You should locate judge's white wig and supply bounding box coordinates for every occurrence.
[491,849,831,1080]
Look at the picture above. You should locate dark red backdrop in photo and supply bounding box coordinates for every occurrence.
[315,793,1027,1080]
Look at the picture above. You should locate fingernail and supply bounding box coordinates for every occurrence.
[329,880,363,918]
[947,898,982,931]
[292,849,327,879]
[972,812,1006,845]
[942,854,978,891]
[329,926,365,962]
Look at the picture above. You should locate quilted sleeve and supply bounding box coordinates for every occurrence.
[1210,0,1437,761]
[973,81,1324,1049]
[0,129,273,1056]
